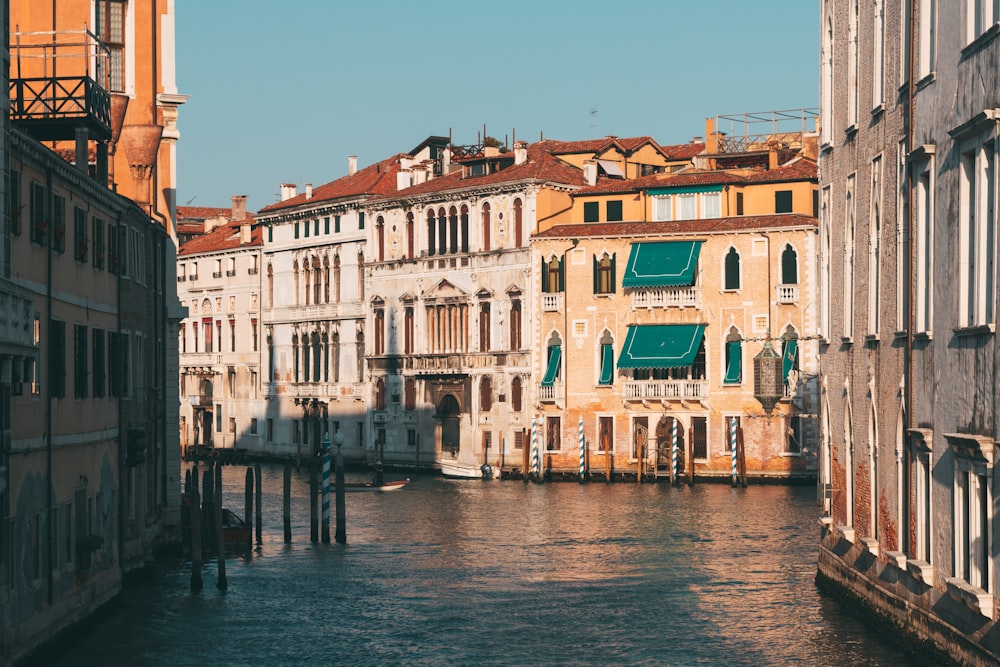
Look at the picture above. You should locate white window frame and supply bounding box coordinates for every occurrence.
[701,191,721,218]
[918,0,936,80]
[868,157,882,337]
[912,145,935,334]
[844,175,857,341]
[872,0,885,109]
[966,0,1000,43]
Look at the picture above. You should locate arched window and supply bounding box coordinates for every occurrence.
[374,307,385,355]
[437,207,447,255]
[460,205,469,253]
[598,330,614,385]
[509,299,522,350]
[406,212,415,259]
[404,378,416,410]
[544,256,563,293]
[449,206,459,254]
[404,307,414,355]
[293,260,300,306]
[781,326,799,392]
[312,256,321,304]
[511,376,522,412]
[267,263,274,308]
[322,332,329,381]
[375,378,386,410]
[481,202,491,252]
[594,253,615,294]
[514,198,523,248]
[781,243,798,285]
[333,254,341,302]
[332,331,341,382]
[724,327,742,384]
[292,333,300,382]
[480,375,493,411]
[426,209,436,257]
[312,331,321,381]
[479,302,491,352]
[357,250,365,303]
[323,256,330,303]
[356,329,365,381]
[376,216,385,262]
[724,247,741,290]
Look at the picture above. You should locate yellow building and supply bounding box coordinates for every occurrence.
[530,128,819,482]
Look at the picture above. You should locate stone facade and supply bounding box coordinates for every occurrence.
[818,0,1000,662]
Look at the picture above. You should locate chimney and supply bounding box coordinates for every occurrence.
[583,160,598,186]
[441,147,451,174]
[240,223,251,244]
[769,146,780,170]
[305,183,313,200]
[231,195,247,221]
[705,117,717,153]
[514,141,527,165]
[348,155,358,176]
[280,183,297,201]
[397,171,412,191]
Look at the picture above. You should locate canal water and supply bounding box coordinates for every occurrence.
[50,465,920,666]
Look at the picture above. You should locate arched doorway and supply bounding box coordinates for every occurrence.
[655,416,685,474]
[438,394,461,458]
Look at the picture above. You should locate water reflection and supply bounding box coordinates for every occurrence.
[44,466,917,667]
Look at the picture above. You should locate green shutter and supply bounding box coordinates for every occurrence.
[599,344,614,385]
[542,346,562,386]
[724,340,742,384]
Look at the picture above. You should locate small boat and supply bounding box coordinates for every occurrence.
[440,461,490,479]
[338,478,409,492]
[222,508,250,546]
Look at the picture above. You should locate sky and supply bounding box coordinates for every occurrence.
[174,1,818,213]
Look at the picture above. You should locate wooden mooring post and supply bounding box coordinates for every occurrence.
[215,464,227,590]
[244,467,254,551]
[189,463,203,592]
[309,467,318,543]
[283,465,292,543]
[255,462,263,545]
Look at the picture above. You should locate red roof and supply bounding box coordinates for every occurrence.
[659,142,706,160]
[533,214,817,240]
[178,216,261,256]
[177,205,233,221]
[259,154,406,213]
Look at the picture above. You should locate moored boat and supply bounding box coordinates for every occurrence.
[338,478,409,492]
[222,508,250,546]
[439,461,488,479]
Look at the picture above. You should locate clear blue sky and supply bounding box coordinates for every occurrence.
[175,1,818,212]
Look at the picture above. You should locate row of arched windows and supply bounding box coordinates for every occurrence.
[373,375,524,413]
[373,199,525,262]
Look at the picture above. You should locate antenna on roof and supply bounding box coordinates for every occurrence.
[185,196,197,205]
[590,108,598,136]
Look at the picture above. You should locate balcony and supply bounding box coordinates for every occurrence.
[265,300,365,323]
[776,284,798,304]
[212,271,222,279]
[538,382,564,402]
[631,286,700,310]
[9,28,112,141]
[226,270,236,277]
[403,351,529,375]
[264,382,363,401]
[622,380,708,401]
[248,268,259,275]
[542,293,563,312]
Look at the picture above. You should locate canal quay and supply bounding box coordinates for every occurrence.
[43,465,918,667]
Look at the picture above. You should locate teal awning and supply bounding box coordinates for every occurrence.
[617,324,706,369]
[541,346,561,386]
[782,339,798,380]
[599,343,614,385]
[648,184,724,196]
[622,241,702,288]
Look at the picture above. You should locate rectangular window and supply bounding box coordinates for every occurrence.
[873,0,885,107]
[250,418,258,435]
[95,0,126,92]
[736,192,744,216]
[959,139,996,327]
[294,222,300,239]
[702,192,721,218]
[267,418,273,442]
[74,324,88,399]
[546,416,561,451]
[74,207,88,261]
[598,416,613,452]
[216,405,223,433]
[514,430,525,450]
[868,156,883,337]
[304,220,310,238]
[335,216,341,233]
[583,201,599,223]
[775,190,793,213]
[229,417,236,434]
[92,217,105,269]
[9,169,21,235]
[786,415,803,454]
[358,212,365,230]
[92,328,105,398]
[324,217,330,234]
[693,416,708,459]
[606,200,623,222]
[918,0,935,79]
[652,195,672,221]
[30,181,47,246]
[314,219,320,236]
[954,463,989,591]
[724,340,742,384]
[676,194,696,220]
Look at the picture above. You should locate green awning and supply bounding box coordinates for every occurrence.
[782,339,798,380]
[622,241,702,288]
[617,324,706,369]
[541,346,561,386]
[599,343,614,385]
[724,340,742,384]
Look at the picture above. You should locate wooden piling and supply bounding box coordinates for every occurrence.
[255,462,263,545]
[215,464,227,590]
[190,464,203,592]
[309,468,318,543]
[334,444,346,544]
[202,467,214,548]
[283,465,292,543]
[244,467,254,551]
[687,424,695,486]
[737,426,748,488]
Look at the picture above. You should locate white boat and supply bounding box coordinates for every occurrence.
[439,460,485,479]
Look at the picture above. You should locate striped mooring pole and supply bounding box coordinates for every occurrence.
[671,417,678,483]
[530,415,540,481]
[321,435,331,543]
[578,416,585,482]
[730,417,738,486]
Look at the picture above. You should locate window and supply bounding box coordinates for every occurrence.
[49,319,66,398]
[480,376,492,411]
[868,157,882,336]
[950,438,990,592]
[606,200,623,222]
[542,256,563,293]
[92,328,105,398]
[724,247,741,290]
[511,376,522,412]
[967,0,1000,42]
[74,324,88,399]
[324,217,330,234]
[250,418,258,435]
[251,318,258,352]
[724,328,742,385]
[958,137,996,327]
[404,307,414,355]
[358,212,365,230]
[873,0,885,107]
[918,0,936,79]
[509,299,522,350]
[844,176,857,338]
[481,203,491,251]
[652,195,672,221]
[375,378,386,410]
[781,244,798,285]
[847,0,859,128]
[736,192,744,216]
[95,1,126,92]
[676,194,696,220]
[406,213,414,258]
[314,219,320,236]
[775,190,793,213]
[514,198,524,248]
[786,415,803,454]
[335,215,341,233]
[30,181,47,246]
[598,416,614,453]
[594,253,615,294]
[692,417,708,459]
[702,191,721,218]
[910,431,932,563]
[376,216,385,262]
[546,416,561,451]
[541,340,562,387]
[583,201,599,223]
[294,222,300,239]
[92,217,105,269]
[782,329,800,392]
[820,186,832,337]
[229,417,236,434]
[404,378,416,411]
[74,207,88,262]
[374,308,385,356]
[479,302,491,352]
[915,150,935,333]
[598,332,614,386]
[267,418,273,442]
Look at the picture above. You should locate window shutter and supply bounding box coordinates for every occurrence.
[611,254,617,293]
[592,255,599,293]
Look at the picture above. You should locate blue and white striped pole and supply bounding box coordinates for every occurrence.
[578,416,585,482]
[730,417,738,487]
[321,434,331,543]
[530,415,540,482]
[671,417,678,484]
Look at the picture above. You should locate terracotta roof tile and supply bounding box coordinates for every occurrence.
[258,154,407,213]
[659,142,705,160]
[178,216,261,256]
[177,205,233,221]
